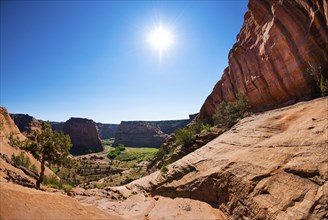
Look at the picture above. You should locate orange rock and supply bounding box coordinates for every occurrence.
[199,0,328,122]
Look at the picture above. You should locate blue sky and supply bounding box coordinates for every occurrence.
[1,1,248,123]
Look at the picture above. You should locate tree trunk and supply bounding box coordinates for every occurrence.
[36,160,45,189]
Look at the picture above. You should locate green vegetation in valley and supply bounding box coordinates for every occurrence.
[101,138,115,146]
[107,144,126,159]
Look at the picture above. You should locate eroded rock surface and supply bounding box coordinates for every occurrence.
[200,0,328,122]
[116,97,328,219]
[10,113,41,138]
[63,118,103,155]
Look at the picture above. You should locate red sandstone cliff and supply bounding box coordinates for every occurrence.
[63,118,103,155]
[199,0,328,121]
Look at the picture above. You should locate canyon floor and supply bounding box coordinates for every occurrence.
[1,97,327,219]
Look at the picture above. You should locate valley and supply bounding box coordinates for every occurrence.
[1,0,327,219]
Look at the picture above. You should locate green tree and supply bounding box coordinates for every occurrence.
[30,122,72,189]
[212,93,250,128]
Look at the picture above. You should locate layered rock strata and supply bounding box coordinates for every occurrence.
[63,118,103,155]
[110,97,327,219]
[96,123,119,139]
[10,114,41,137]
[200,0,328,122]
[113,119,190,148]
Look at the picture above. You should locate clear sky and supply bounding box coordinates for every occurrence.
[1,0,248,124]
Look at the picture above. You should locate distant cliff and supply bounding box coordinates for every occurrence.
[113,119,191,148]
[10,114,41,138]
[199,0,328,122]
[96,123,119,139]
[62,118,103,155]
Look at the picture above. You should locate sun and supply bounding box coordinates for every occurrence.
[148,24,174,55]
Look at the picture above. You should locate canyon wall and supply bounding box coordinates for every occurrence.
[95,123,119,139]
[113,119,191,148]
[62,118,103,155]
[199,0,328,122]
[10,114,41,137]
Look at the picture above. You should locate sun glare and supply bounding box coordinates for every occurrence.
[148,24,174,58]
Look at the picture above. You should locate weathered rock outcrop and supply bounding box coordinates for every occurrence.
[200,0,328,122]
[63,118,103,155]
[108,97,327,219]
[96,123,119,139]
[0,107,55,187]
[10,114,41,137]
[113,119,190,148]
[50,121,64,133]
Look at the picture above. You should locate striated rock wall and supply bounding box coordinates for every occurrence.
[10,114,41,137]
[113,119,190,148]
[200,0,328,122]
[96,123,119,139]
[63,118,103,155]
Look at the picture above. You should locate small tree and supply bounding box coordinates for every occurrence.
[30,122,72,189]
[212,93,250,128]
[307,63,328,96]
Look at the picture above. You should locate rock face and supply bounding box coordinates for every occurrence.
[113,119,190,148]
[96,123,119,139]
[0,107,55,187]
[10,114,41,137]
[63,118,103,155]
[50,121,64,133]
[118,97,327,219]
[199,0,328,122]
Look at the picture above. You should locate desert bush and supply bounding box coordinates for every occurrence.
[42,174,61,189]
[117,144,126,151]
[107,144,127,159]
[107,148,121,159]
[307,63,328,96]
[11,153,31,169]
[175,127,196,146]
[61,183,73,192]
[120,177,134,185]
[212,93,250,128]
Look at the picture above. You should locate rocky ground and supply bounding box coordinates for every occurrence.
[72,97,327,219]
[1,97,327,219]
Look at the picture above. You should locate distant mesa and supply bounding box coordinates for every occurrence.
[113,114,196,148]
[10,114,104,156]
[62,117,103,155]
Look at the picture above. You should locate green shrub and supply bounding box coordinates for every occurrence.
[107,148,121,159]
[11,153,31,169]
[120,177,134,185]
[30,164,38,173]
[117,144,126,151]
[175,127,196,146]
[212,93,250,128]
[43,174,61,188]
[307,63,328,96]
[61,183,73,192]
